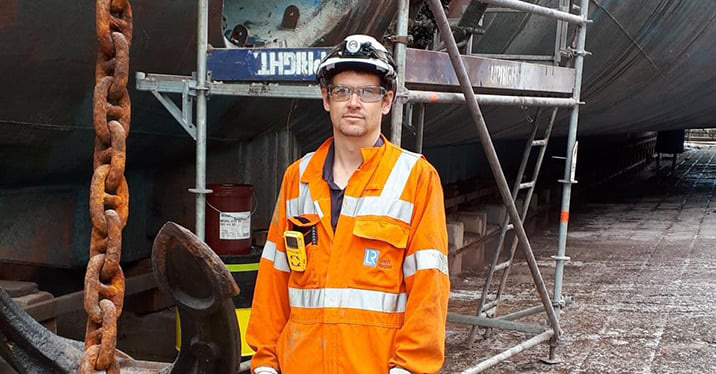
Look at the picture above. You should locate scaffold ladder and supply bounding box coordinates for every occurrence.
[424,0,589,371]
[467,107,558,344]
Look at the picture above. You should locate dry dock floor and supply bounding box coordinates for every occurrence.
[443,144,716,373]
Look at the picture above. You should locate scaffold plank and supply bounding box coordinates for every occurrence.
[405,49,575,94]
[201,47,575,95]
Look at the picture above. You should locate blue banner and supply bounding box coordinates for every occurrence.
[207,48,331,82]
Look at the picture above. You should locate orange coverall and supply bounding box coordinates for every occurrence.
[247,136,450,373]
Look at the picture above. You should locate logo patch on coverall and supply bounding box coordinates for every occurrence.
[363,249,379,267]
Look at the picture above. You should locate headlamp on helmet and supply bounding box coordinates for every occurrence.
[345,38,361,54]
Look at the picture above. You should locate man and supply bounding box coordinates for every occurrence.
[247,34,449,374]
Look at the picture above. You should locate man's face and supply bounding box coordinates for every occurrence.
[321,70,394,139]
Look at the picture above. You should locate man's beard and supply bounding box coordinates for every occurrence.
[338,122,368,137]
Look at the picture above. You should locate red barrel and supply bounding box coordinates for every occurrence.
[205,184,254,256]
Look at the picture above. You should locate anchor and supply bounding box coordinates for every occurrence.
[0,222,241,373]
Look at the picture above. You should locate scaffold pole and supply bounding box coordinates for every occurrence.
[550,0,590,361]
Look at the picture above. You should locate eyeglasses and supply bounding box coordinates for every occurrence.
[328,85,387,103]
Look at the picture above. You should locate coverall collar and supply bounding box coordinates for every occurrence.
[300,134,391,240]
[301,134,389,185]
[322,135,385,187]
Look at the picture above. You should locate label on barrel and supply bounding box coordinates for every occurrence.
[219,212,251,240]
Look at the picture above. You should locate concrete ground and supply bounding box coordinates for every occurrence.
[443,144,716,373]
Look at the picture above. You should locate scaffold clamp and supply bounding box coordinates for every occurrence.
[389,35,413,44]
[551,255,571,262]
[189,187,213,194]
[568,47,592,56]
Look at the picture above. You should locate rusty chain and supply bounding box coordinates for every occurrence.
[81,0,133,373]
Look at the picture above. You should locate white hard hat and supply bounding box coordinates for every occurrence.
[315,34,397,89]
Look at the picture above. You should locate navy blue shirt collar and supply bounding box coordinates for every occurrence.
[322,136,384,231]
[322,136,384,190]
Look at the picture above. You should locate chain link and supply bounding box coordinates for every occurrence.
[81,0,132,372]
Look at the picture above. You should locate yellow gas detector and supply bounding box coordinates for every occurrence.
[283,231,307,271]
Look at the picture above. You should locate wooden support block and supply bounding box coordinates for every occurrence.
[124,288,174,315]
[457,210,487,235]
[0,280,37,297]
[446,221,464,249]
[484,204,507,225]
[460,242,486,271]
[116,308,178,362]
[447,244,463,276]
[0,281,57,333]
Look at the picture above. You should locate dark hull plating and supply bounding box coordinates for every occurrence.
[1,1,715,183]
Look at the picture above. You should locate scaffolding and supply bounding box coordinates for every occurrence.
[135,0,590,371]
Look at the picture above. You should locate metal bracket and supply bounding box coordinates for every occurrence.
[558,140,579,184]
[150,88,197,140]
[280,5,300,30]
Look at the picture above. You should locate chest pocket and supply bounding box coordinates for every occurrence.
[350,219,410,290]
[286,215,322,288]
[353,219,409,249]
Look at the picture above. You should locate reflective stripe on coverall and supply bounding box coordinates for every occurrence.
[247,136,450,374]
